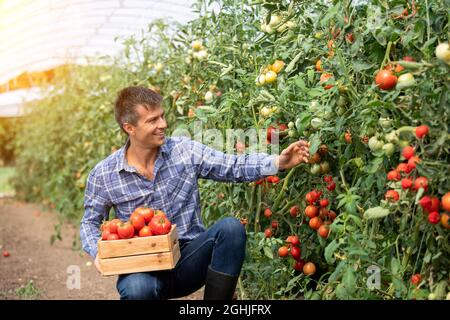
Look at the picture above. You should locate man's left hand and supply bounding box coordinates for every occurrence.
[275,140,310,171]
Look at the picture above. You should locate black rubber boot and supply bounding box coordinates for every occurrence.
[203,266,239,300]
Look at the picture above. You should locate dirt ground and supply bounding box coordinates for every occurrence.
[0,198,203,300]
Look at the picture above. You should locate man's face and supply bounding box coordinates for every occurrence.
[126,104,167,148]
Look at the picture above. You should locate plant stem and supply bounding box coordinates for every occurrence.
[380,41,393,70]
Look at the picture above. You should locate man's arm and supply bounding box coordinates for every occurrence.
[189,139,277,182]
[80,168,111,260]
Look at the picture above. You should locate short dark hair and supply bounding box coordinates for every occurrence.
[114,86,163,134]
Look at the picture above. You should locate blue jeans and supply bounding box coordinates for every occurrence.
[116,217,246,300]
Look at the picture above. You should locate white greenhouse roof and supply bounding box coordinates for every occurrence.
[0,0,198,117]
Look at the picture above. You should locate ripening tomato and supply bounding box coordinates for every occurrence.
[271,176,280,184]
[264,208,272,218]
[323,175,333,183]
[328,210,337,221]
[108,219,121,234]
[305,205,319,218]
[271,220,279,229]
[319,199,329,208]
[303,262,316,276]
[117,222,135,239]
[3,251,10,257]
[101,228,111,240]
[130,212,146,231]
[396,163,410,174]
[270,60,285,74]
[309,217,322,230]
[264,228,273,238]
[415,125,429,139]
[106,233,119,241]
[442,192,450,212]
[419,196,432,212]
[385,190,400,202]
[278,246,289,257]
[316,59,323,72]
[149,216,172,235]
[319,207,329,219]
[428,212,440,224]
[290,246,301,260]
[264,71,277,84]
[290,235,300,246]
[387,170,401,181]
[139,226,153,237]
[133,207,155,224]
[413,176,428,191]
[441,213,450,229]
[289,206,299,218]
[407,156,421,171]
[402,146,415,160]
[411,274,421,285]
[293,260,305,272]
[326,181,336,191]
[320,73,334,89]
[401,178,413,189]
[309,152,321,164]
[154,210,167,218]
[429,197,440,213]
[318,225,330,238]
[375,70,397,90]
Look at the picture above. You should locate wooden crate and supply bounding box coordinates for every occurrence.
[97,224,180,276]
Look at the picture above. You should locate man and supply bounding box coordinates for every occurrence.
[80,86,310,300]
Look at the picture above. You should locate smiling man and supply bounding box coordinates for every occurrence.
[80,86,310,300]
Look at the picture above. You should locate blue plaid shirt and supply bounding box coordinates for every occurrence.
[80,136,278,258]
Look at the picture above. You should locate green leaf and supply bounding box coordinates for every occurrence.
[363,207,390,219]
[324,239,340,264]
[309,133,321,154]
[263,246,273,259]
[294,77,306,92]
[342,268,357,295]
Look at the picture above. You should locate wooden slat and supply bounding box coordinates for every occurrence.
[99,242,180,276]
[97,224,178,259]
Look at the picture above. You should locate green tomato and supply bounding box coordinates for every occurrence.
[336,106,346,116]
[385,131,399,143]
[309,100,319,112]
[310,164,321,175]
[396,73,416,90]
[378,117,392,129]
[310,118,323,129]
[323,111,334,120]
[397,140,410,148]
[337,96,348,108]
[320,161,330,174]
[288,129,296,137]
[368,136,384,151]
[288,121,295,129]
[382,143,395,157]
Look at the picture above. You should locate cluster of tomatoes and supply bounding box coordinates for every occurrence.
[303,184,337,239]
[374,56,416,91]
[255,175,281,189]
[100,207,172,241]
[277,235,317,276]
[255,60,285,86]
[384,127,450,228]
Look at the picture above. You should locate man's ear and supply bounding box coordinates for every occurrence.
[123,123,135,136]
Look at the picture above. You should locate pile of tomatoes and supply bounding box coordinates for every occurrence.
[100,207,172,241]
